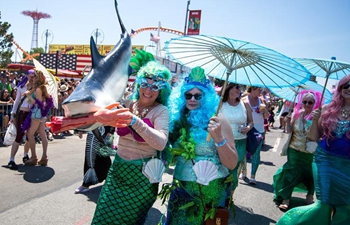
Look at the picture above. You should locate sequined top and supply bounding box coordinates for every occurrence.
[174,139,229,182]
[289,114,313,153]
[319,120,350,159]
[117,104,169,160]
[220,101,247,140]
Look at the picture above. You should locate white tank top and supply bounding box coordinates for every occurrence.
[220,101,247,140]
[248,97,265,133]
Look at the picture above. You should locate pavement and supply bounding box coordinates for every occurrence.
[0,127,308,225]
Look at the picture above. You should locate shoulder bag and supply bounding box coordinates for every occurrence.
[280,133,292,156]
[246,127,263,155]
[204,208,229,225]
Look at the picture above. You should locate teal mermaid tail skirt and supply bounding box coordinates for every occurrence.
[92,154,158,225]
[273,148,314,204]
[313,148,350,206]
[165,178,230,225]
[277,147,350,225]
[231,139,246,191]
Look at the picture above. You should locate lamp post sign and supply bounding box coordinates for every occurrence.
[187,10,201,35]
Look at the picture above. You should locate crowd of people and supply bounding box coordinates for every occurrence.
[1,50,349,224]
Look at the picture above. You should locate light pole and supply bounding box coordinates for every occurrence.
[183,0,191,35]
[91,29,104,45]
[41,29,53,53]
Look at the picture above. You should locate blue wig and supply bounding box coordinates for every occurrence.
[168,67,219,144]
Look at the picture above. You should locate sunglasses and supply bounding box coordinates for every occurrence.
[342,83,350,90]
[185,93,203,100]
[233,85,242,90]
[140,82,162,92]
[302,101,314,105]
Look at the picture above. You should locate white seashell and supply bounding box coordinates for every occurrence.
[193,160,220,186]
[142,158,166,183]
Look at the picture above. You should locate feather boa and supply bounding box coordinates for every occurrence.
[22,96,54,132]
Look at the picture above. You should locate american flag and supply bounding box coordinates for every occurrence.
[40,53,91,74]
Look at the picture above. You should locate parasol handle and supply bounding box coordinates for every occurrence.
[206,70,232,142]
[318,74,330,109]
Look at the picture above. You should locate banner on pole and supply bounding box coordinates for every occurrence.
[187,10,201,35]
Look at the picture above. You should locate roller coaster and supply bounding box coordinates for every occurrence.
[130,26,184,38]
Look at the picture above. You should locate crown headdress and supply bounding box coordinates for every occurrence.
[184,67,211,88]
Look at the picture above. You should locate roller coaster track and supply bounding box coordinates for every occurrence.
[130,27,184,38]
[4,34,39,62]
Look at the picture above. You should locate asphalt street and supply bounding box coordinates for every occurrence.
[0,128,308,225]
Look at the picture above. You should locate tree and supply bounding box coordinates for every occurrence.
[0,21,14,68]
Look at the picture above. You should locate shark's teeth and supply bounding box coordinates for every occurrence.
[62,102,101,118]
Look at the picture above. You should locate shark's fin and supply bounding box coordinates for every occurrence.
[90,36,103,68]
[115,0,126,34]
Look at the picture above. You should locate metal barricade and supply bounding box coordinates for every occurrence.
[0,103,13,139]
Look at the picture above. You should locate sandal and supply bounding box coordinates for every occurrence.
[38,158,48,166]
[239,173,246,180]
[278,199,290,211]
[25,158,38,166]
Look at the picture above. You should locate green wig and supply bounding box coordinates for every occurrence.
[129,50,172,106]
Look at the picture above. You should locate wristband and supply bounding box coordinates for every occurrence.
[129,115,137,126]
[215,138,227,147]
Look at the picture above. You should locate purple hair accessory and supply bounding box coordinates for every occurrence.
[28,70,35,74]
[17,76,28,88]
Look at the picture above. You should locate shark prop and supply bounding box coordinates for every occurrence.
[47,0,132,133]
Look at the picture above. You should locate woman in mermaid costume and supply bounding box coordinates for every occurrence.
[273,90,323,211]
[91,50,172,225]
[277,74,350,225]
[163,67,238,225]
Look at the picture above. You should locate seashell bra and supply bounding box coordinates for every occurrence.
[116,118,154,142]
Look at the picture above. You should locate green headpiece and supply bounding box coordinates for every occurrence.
[129,49,155,73]
[184,67,211,88]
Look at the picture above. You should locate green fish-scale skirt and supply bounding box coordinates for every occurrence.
[92,155,158,225]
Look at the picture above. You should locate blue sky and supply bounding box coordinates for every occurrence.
[1,0,350,89]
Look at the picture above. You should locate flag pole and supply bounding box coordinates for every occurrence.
[55,50,59,76]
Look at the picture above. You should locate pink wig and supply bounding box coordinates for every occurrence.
[321,74,350,140]
[293,90,323,120]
